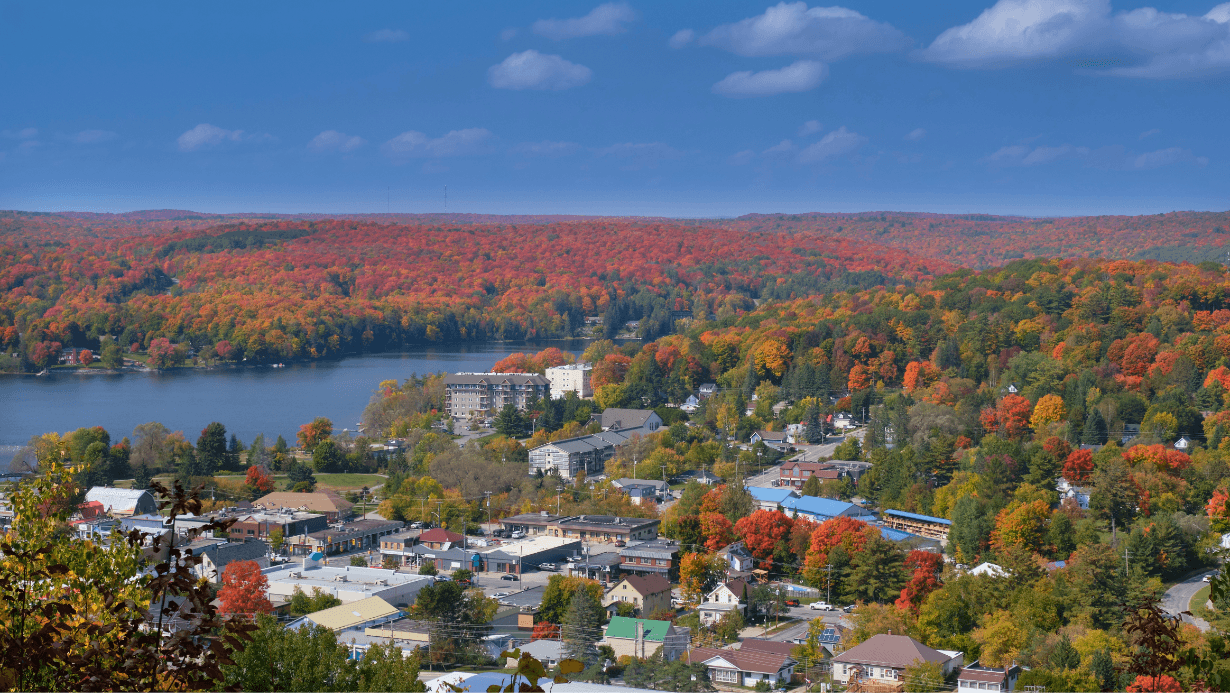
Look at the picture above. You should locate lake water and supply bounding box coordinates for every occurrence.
[0,341,589,452]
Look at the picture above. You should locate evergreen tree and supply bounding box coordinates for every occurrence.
[1082,408,1108,446]
[1047,512,1076,559]
[494,404,525,438]
[800,475,822,497]
[312,440,344,473]
[844,535,906,604]
[804,404,824,444]
[562,585,604,667]
[132,462,153,491]
[227,433,244,470]
[1091,650,1116,692]
[287,460,317,489]
[196,422,228,475]
[742,357,758,399]
[1049,634,1080,670]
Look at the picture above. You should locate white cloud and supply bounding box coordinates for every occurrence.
[533,2,637,40]
[984,140,1206,168]
[669,29,695,48]
[712,60,828,97]
[364,29,409,43]
[699,2,909,60]
[488,50,593,90]
[798,120,823,136]
[72,129,118,144]
[2,128,38,139]
[763,139,796,155]
[920,0,1230,78]
[796,126,865,163]
[510,140,581,157]
[177,123,244,152]
[381,128,493,160]
[308,130,366,153]
[905,128,926,141]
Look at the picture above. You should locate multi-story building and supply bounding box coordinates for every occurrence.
[500,513,661,544]
[619,538,680,580]
[777,461,847,490]
[528,428,643,477]
[443,373,550,420]
[227,509,328,543]
[545,363,593,399]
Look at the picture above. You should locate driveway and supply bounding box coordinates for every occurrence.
[1161,571,1213,631]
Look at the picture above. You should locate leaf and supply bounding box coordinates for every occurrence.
[558,658,585,675]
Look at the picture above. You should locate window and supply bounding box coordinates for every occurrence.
[713,669,738,683]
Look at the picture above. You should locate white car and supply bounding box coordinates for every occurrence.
[809,601,834,611]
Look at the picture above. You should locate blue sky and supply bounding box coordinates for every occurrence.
[1,0,1228,217]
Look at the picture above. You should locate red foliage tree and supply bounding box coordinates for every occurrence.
[77,349,93,365]
[895,550,944,614]
[218,560,273,617]
[531,621,560,640]
[1126,675,1181,692]
[1062,449,1095,484]
[245,466,274,494]
[733,510,794,570]
[984,395,1032,439]
[699,512,735,552]
[147,337,175,368]
[214,339,234,361]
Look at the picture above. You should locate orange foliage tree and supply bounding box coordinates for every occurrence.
[1122,444,1190,472]
[1062,449,1095,484]
[699,512,735,552]
[297,417,333,449]
[1030,394,1067,430]
[895,550,944,614]
[802,517,874,583]
[218,560,273,617]
[990,500,1052,556]
[733,510,794,570]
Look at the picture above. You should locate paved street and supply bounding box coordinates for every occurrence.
[745,429,866,489]
[1162,571,1215,631]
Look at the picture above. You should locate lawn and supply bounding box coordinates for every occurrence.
[1191,585,1211,612]
[304,473,385,490]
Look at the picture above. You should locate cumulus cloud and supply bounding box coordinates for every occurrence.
[177,124,245,152]
[700,2,910,60]
[669,29,695,48]
[919,0,1230,78]
[712,60,828,97]
[984,140,1207,168]
[488,50,593,90]
[796,126,866,163]
[510,140,581,157]
[798,120,823,136]
[533,2,637,40]
[72,129,118,143]
[381,128,493,160]
[308,130,365,153]
[364,29,409,43]
[905,128,926,141]
[763,139,797,155]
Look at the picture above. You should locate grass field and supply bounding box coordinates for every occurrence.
[309,473,385,490]
[1191,584,1211,612]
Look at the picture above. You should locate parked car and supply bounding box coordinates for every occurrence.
[501,573,518,581]
[785,599,801,607]
[492,591,510,598]
[454,578,472,586]
[809,601,834,611]
[538,562,557,571]
[510,531,525,539]
[614,540,626,547]
[1204,574,1213,582]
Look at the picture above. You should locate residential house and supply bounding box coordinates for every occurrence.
[716,542,755,574]
[680,395,701,414]
[501,513,660,544]
[528,428,644,477]
[1056,476,1091,510]
[698,579,748,625]
[698,383,718,398]
[832,634,962,687]
[784,422,809,445]
[599,408,663,433]
[419,527,464,549]
[969,562,1010,578]
[777,461,846,490]
[604,574,672,616]
[958,662,1021,692]
[881,509,952,541]
[290,519,406,556]
[443,372,551,420]
[750,430,790,452]
[612,478,669,505]
[745,486,798,512]
[254,491,354,521]
[191,539,270,582]
[685,646,796,688]
[286,595,402,632]
[1121,424,1141,445]
[675,469,722,485]
[84,487,158,517]
[619,539,680,580]
[600,616,689,661]
[506,640,566,669]
[781,496,876,523]
[545,363,593,399]
[1175,436,1191,451]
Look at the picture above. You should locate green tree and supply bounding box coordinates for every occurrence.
[494,404,526,438]
[287,460,317,490]
[844,534,906,604]
[418,562,438,576]
[949,496,994,564]
[268,527,284,552]
[1050,634,1080,669]
[413,580,494,666]
[100,339,123,369]
[805,404,824,444]
[227,433,244,470]
[288,586,343,617]
[540,575,604,624]
[313,440,344,473]
[1082,408,1108,446]
[1047,511,1076,559]
[713,609,745,644]
[196,422,228,476]
[800,475,822,497]
[1089,457,1135,542]
[562,585,605,667]
[131,461,153,491]
[902,658,945,692]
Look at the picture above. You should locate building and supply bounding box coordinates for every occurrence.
[603,574,672,616]
[1056,476,1091,510]
[969,562,1009,578]
[254,491,354,521]
[545,363,593,399]
[263,554,437,605]
[750,430,790,452]
[781,496,876,523]
[418,527,464,549]
[84,487,158,517]
[192,539,270,582]
[716,542,755,574]
[680,395,701,413]
[745,486,798,512]
[379,531,425,567]
[287,595,402,632]
[777,461,848,490]
[480,536,581,575]
[443,372,551,420]
[500,513,660,544]
[699,383,718,397]
[832,634,963,688]
[958,663,1021,692]
[685,646,796,688]
[506,640,567,669]
[290,518,405,555]
[619,539,680,579]
[675,469,722,485]
[528,429,645,477]
[612,478,669,504]
[601,616,689,661]
[698,579,748,625]
[228,509,329,544]
[599,408,663,433]
[397,545,485,573]
[881,509,952,541]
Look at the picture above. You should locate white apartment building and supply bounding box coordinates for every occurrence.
[545,363,593,399]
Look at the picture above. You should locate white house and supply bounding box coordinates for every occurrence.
[832,634,962,687]
[680,395,701,414]
[685,646,796,688]
[1056,476,1091,510]
[716,542,755,573]
[698,579,748,625]
[1175,436,1191,451]
[545,363,593,400]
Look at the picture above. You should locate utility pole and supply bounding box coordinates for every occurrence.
[484,491,493,533]
[633,456,638,479]
[826,564,833,605]
[1124,548,1132,575]
[556,485,564,515]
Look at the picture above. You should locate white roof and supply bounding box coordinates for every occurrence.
[970,562,1009,577]
[85,487,152,513]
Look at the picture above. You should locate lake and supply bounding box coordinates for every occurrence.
[0,341,590,453]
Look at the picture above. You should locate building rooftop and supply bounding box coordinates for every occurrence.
[480,536,579,558]
[293,595,401,631]
[745,486,797,503]
[444,372,550,385]
[263,563,433,598]
[883,509,952,526]
[604,616,673,642]
[833,634,952,668]
[254,491,353,515]
[781,495,873,518]
[600,408,659,430]
[688,646,794,674]
[84,487,154,514]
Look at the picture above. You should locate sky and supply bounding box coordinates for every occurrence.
[1,0,1228,217]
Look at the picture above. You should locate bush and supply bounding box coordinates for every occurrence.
[419,562,438,576]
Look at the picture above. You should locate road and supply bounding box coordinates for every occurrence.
[745,429,866,489]
[741,609,848,643]
[1161,571,1214,632]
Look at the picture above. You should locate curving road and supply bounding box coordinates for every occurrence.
[1161,572,1213,631]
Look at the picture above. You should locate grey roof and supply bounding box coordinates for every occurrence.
[833,634,951,668]
[621,540,680,559]
[497,585,545,608]
[600,408,658,430]
[307,519,405,541]
[614,478,668,491]
[515,640,566,660]
[444,372,549,385]
[196,540,269,565]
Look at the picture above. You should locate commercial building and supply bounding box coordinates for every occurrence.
[253,491,354,521]
[612,478,669,504]
[745,486,798,512]
[263,553,436,605]
[527,428,646,477]
[545,363,593,399]
[289,518,406,555]
[781,496,876,523]
[619,539,680,579]
[227,509,329,544]
[286,595,402,632]
[881,509,951,541]
[480,536,581,575]
[443,373,550,420]
[500,513,660,544]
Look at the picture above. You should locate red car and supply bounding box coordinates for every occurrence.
[785,599,801,607]
[614,540,626,547]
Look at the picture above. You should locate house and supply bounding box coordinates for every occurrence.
[600,616,689,661]
[1056,477,1091,510]
[698,579,748,625]
[777,461,847,490]
[84,487,158,517]
[958,662,1021,692]
[545,363,593,399]
[881,509,952,541]
[1175,436,1191,451]
[781,496,876,523]
[528,429,645,477]
[832,634,962,688]
[750,430,790,452]
[506,640,566,669]
[418,527,464,549]
[745,486,798,512]
[680,395,701,414]
[802,624,848,657]
[398,544,485,574]
[685,646,796,688]
[191,539,270,582]
[599,408,663,433]
[501,513,660,544]
[675,469,722,485]
[1122,424,1141,445]
[254,491,354,521]
[619,539,681,579]
[784,422,808,445]
[716,541,755,574]
[286,595,402,632]
[611,478,669,504]
[699,383,718,397]
[969,562,1010,578]
[443,372,551,420]
[603,574,672,616]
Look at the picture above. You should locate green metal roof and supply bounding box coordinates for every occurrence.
[605,616,670,642]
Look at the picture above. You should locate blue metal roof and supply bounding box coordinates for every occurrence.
[883,508,953,526]
[879,526,925,542]
[781,495,873,519]
[744,486,796,503]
